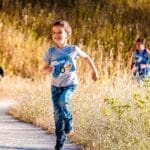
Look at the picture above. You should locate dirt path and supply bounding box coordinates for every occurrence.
[0,100,81,150]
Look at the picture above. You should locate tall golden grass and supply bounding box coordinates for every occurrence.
[0,0,150,78]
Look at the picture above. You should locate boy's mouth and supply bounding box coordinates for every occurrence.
[54,38,62,41]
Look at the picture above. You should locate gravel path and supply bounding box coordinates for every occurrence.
[0,100,81,150]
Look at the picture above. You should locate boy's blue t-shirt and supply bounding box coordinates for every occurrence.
[134,49,150,78]
[44,45,84,87]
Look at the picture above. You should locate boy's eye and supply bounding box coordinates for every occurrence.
[53,31,62,34]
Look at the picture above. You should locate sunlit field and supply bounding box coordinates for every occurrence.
[0,0,150,149]
[0,74,149,150]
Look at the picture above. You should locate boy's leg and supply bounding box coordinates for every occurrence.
[59,85,77,134]
[51,86,66,149]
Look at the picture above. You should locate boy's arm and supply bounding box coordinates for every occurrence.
[140,49,150,69]
[146,49,150,58]
[79,51,99,81]
[131,56,135,70]
[42,62,53,75]
[131,51,137,73]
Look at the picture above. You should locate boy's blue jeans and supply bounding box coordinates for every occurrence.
[51,84,76,149]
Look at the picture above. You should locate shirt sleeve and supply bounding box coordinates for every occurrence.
[74,45,87,58]
[43,48,51,64]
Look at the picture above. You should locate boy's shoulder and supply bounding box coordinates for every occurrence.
[48,46,55,51]
[46,47,56,55]
[68,44,77,50]
[68,44,81,50]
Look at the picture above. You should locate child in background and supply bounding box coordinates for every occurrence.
[43,20,99,150]
[132,38,150,80]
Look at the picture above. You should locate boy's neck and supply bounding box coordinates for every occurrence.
[56,43,68,49]
[138,48,145,52]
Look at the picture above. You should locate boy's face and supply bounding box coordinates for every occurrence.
[52,25,68,47]
[136,42,145,51]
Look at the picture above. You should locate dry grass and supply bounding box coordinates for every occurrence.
[1,74,149,150]
[0,0,150,78]
[0,1,150,149]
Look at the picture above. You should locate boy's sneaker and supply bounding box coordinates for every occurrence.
[55,144,64,150]
[64,120,73,135]
[55,136,66,150]
[65,128,74,135]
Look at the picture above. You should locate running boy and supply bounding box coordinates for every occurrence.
[43,20,99,150]
[131,38,150,80]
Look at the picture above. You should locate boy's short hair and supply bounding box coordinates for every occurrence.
[136,38,145,44]
[53,20,72,37]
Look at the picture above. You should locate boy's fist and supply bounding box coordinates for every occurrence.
[92,72,99,81]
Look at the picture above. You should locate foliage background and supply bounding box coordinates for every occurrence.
[0,0,150,78]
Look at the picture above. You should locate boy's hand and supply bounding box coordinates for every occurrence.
[92,72,99,81]
[43,66,53,74]
[42,62,53,75]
